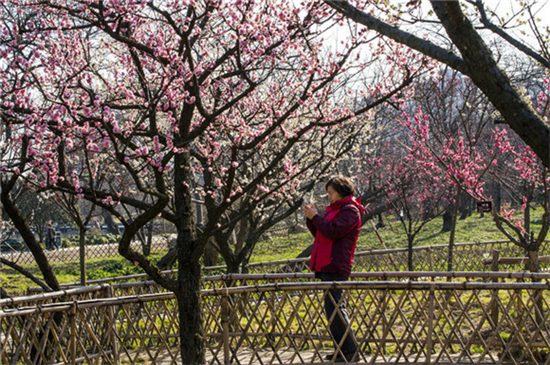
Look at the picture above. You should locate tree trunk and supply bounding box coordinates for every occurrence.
[157,245,177,270]
[102,209,120,235]
[447,189,461,273]
[203,238,219,267]
[376,213,385,228]
[459,194,471,220]
[176,260,204,364]
[527,249,540,273]
[174,150,204,364]
[441,208,453,233]
[524,184,533,236]
[225,257,240,274]
[494,182,502,212]
[141,221,153,257]
[407,234,414,271]
[79,226,86,286]
[526,249,544,325]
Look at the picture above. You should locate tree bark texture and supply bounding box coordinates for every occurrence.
[441,209,452,233]
[176,261,204,364]
[527,249,540,273]
[174,150,204,364]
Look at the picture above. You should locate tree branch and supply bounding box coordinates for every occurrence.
[323,0,468,73]
[0,257,52,293]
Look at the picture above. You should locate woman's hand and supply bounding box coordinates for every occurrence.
[303,203,318,220]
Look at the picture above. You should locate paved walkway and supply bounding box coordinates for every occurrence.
[119,349,489,364]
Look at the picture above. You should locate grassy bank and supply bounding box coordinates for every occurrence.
[1,251,165,296]
[252,210,535,262]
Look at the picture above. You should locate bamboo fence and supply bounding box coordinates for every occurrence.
[22,239,550,297]
[3,239,546,272]
[232,240,550,275]
[0,237,171,266]
[3,272,550,364]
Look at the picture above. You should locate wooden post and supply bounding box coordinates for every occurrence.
[105,285,119,363]
[427,247,433,271]
[490,250,500,329]
[221,289,230,365]
[491,249,500,272]
[71,302,77,365]
[426,283,435,364]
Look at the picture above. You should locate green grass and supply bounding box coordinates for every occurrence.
[0,250,167,296]
[356,212,509,251]
[252,208,547,262]
[251,232,312,263]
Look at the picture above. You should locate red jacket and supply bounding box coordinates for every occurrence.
[308,196,365,277]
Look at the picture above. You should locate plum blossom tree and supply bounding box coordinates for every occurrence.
[0,111,61,291]
[0,0,418,362]
[198,120,374,273]
[405,69,501,270]
[361,113,453,271]
[49,191,99,285]
[396,72,550,272]
[489,128,550,272]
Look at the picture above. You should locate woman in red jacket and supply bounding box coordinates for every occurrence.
[304,175,365,363]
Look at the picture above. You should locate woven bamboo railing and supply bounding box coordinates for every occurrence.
[21,240,550,297]
[3,272,550,364]
[23,269,543,303]
[233,240,550,275]
[6,239,547,276]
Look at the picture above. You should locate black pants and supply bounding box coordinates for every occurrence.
[316,272,357,354]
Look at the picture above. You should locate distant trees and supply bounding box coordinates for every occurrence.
[391,69,550,272]
[353,61,550,272]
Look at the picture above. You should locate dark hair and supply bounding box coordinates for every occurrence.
[325,175,356,198]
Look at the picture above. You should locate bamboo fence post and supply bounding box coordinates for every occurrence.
[70,302,77,365]
[268,287,277,348]
[221,288,230,365]
[105,285,119,363]
[426,283,434,365]
[491,250,500,328]
[427,247,433,272]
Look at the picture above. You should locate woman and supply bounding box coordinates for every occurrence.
[304,175,365,362]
